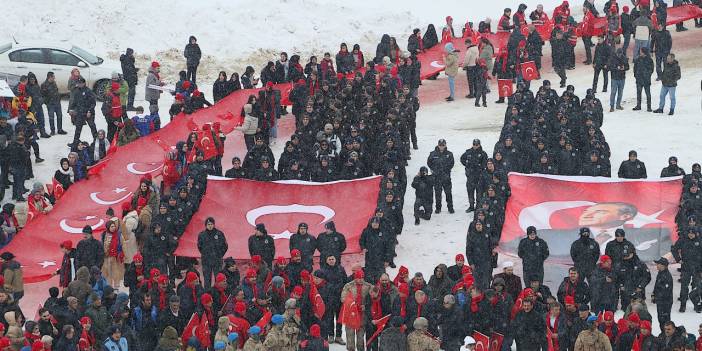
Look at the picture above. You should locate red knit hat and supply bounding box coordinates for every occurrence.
[175,93,185,101]
[455,254,465,262]
[183,81,191,89]
[599,255,611,263]
[309,324,321,338]
[150,268,161,277]
[235,302,247,314]
[186,271,198,283]
[300,270,310,282]
[80,316,92,325]
[157,275,168,284]
[245,269,257,279]
[132,253,143,263]
[265,81,274,88]
[291,249,301,257]
[201,293,213,305]
[398,266,409,276]
[192,89,201,97]
[151,61,160,68]
[251,255,262,265]
[627,312,640,324]
[603,311,614,321]
[564,296,575,305]
[336,73,344,80]
[354,270,365,280]
[276,256,287,265]
[292,285,304,297]
[111,82,120,91]
[60,240,73,250]
[215,273,226,283]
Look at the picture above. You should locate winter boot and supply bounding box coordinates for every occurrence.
[415,217,420,225]
[653,109,663,114]
[632,106,641,111]
[679,303,686,313]
[668,109,674,116]
[335,337,346,345]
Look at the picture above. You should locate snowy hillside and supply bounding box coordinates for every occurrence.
[6,0,564,82]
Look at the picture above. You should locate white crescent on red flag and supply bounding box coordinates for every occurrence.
[497,79,513,98]
[473,331,490,351]
[175,177,380,258]
[520,61,539,81]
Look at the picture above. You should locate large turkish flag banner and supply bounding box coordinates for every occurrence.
[174,177,381,258]
[501,173,682,262]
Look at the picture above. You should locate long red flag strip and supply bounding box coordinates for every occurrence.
[174,176,381,258]
[500,173,682,263]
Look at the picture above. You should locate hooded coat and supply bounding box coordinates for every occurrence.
[65,267,92,307]
[427,264,454,301]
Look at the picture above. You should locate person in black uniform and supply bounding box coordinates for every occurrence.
[617,150,647,179]
[517,226,549,286]
[411,166,434,225]
[197,217,228,288]
[460,139,487,213]
[570,228,600,282]
[289,223,318,271]
[316,221,347,267]
[671,228,702,312]
[652,257,673,332]
[248,223,275,268]
[427,139,455,214]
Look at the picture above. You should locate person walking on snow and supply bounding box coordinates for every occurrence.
[443,43,459,102]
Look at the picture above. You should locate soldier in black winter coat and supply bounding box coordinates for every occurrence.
[460,139,487,212]
[75,226,104,270]
[652,257,673,331]
[526,25,545,70]
[581,150,611,177]
[427,139,455,213]
[316,221,347,266]
[289,223,318,271]
[197,217,228,288]
[319,256,347,340]
[671,228,702,312]
[142,223,176,274]
[633,47,654,111]
[360,218,392,283]
[411,167,434,225]
[551,31,570,87]
[617,150,647,179]
[570,228,600,281]
[518,226,549,285]
[660,156,685,177]
[466,221,496,289]
[248,224,275,268]
[512,299,546,351]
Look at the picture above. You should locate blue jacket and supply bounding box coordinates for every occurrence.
[103,336,129,351]
[131,113,159,136]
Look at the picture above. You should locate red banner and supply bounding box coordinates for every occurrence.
[490,332,504,351]
[520,61,539,81]
[501,173,682,262]
[174,177,380,258]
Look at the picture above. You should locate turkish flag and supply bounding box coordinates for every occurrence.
[520,61,539,81]
[196,313,211,349]
[501,173,682,262]
[227,315,250,348]
[174,177,380,258]
[181,313,200,347]
[474,331,490,351]
[0,102,238,283]
[490,332,504,351]
[365,314,391,347]
[497,79,513,97]
[51,178,65,200]
[339,293,362,330]
[197,128,219,161]
[310,283,326,319]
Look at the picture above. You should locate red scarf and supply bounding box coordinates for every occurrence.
[355,283,363,307]
[633,334,644,351]
[247,280,259,301]
[371,294,383,320]
[158,287,167,310]
[204,306,214,326]
[135,265,144,287]
[416,298,426,317]
[603,323,616,343]
[546,312,560,351]
[79,329,95,350]
[471,293,484,313]
[377,282,393,296]
[216,286,227,306]
[108,231,120,258]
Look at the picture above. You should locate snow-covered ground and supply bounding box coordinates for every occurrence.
[6,0,565,83]
[10,0,702,346]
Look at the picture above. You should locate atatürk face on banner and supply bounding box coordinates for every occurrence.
[578,203,636,228]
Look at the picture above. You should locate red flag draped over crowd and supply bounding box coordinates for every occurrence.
[501,173,682,262]
[174,177,381,258]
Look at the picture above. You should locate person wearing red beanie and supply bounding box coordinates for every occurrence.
[299,323,328,350]
[145,60,164,107]
[55,240,75,288]
[341,269,371,350]
[180,271,203,318]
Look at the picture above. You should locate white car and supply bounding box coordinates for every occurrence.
[0,41,121,100]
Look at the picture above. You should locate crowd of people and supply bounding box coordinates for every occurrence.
[0,0,701,350]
